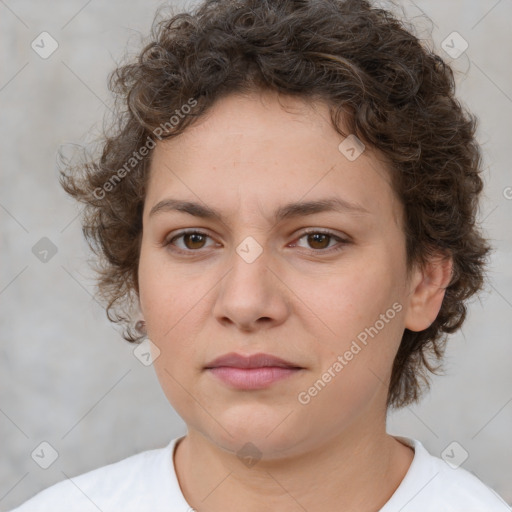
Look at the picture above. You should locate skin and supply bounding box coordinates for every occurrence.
[137,89,453,512]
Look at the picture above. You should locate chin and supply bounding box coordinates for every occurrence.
[199,417,308,461]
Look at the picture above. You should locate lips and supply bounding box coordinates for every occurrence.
[204,352,304,390]
[204,352,302,370]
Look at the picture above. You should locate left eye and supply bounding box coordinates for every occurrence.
[292,231,346,252]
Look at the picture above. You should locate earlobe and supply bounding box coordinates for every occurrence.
[404,255,453,332]
[136,295,146,331]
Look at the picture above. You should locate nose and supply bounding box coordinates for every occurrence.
[212,245,290,332]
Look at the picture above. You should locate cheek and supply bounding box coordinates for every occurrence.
[137,245,213,377]
[293,256,399,331]
[295,358,384,438]
[138,244,192,331]
[297,254,406,381]
[297,307,405,427]
[138,248,183,362]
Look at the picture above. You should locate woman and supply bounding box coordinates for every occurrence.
[10,0,508,510]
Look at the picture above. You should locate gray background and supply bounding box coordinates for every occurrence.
[1,0,511,509]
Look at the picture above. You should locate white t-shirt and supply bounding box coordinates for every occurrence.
[9,435,510,512]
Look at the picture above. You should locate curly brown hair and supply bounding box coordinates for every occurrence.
[59,0,491,408]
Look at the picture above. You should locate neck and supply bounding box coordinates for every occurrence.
[173,412,414,512]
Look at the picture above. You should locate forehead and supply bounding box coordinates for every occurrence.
[145,90,402,228]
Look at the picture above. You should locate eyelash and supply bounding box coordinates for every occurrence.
[162,228,350,256]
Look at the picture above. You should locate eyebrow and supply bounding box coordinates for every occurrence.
[148,197,370,223]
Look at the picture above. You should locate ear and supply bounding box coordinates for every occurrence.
[404,254,453,332]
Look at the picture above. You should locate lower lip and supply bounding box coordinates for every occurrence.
[206,367,301,390]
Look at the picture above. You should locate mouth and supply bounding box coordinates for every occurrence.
[204,352,302,370]
[204,352,304,390]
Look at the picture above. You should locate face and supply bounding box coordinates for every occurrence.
[138,90,420,458]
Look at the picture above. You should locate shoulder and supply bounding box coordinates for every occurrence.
[381,437,510,512]
[8,438,180,512]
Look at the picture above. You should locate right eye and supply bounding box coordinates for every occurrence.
[163,230,217,254]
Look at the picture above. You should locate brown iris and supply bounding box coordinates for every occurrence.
[183,233,207,250]
[306,233,331,250]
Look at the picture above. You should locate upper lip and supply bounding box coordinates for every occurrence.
[204,352,302,369]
